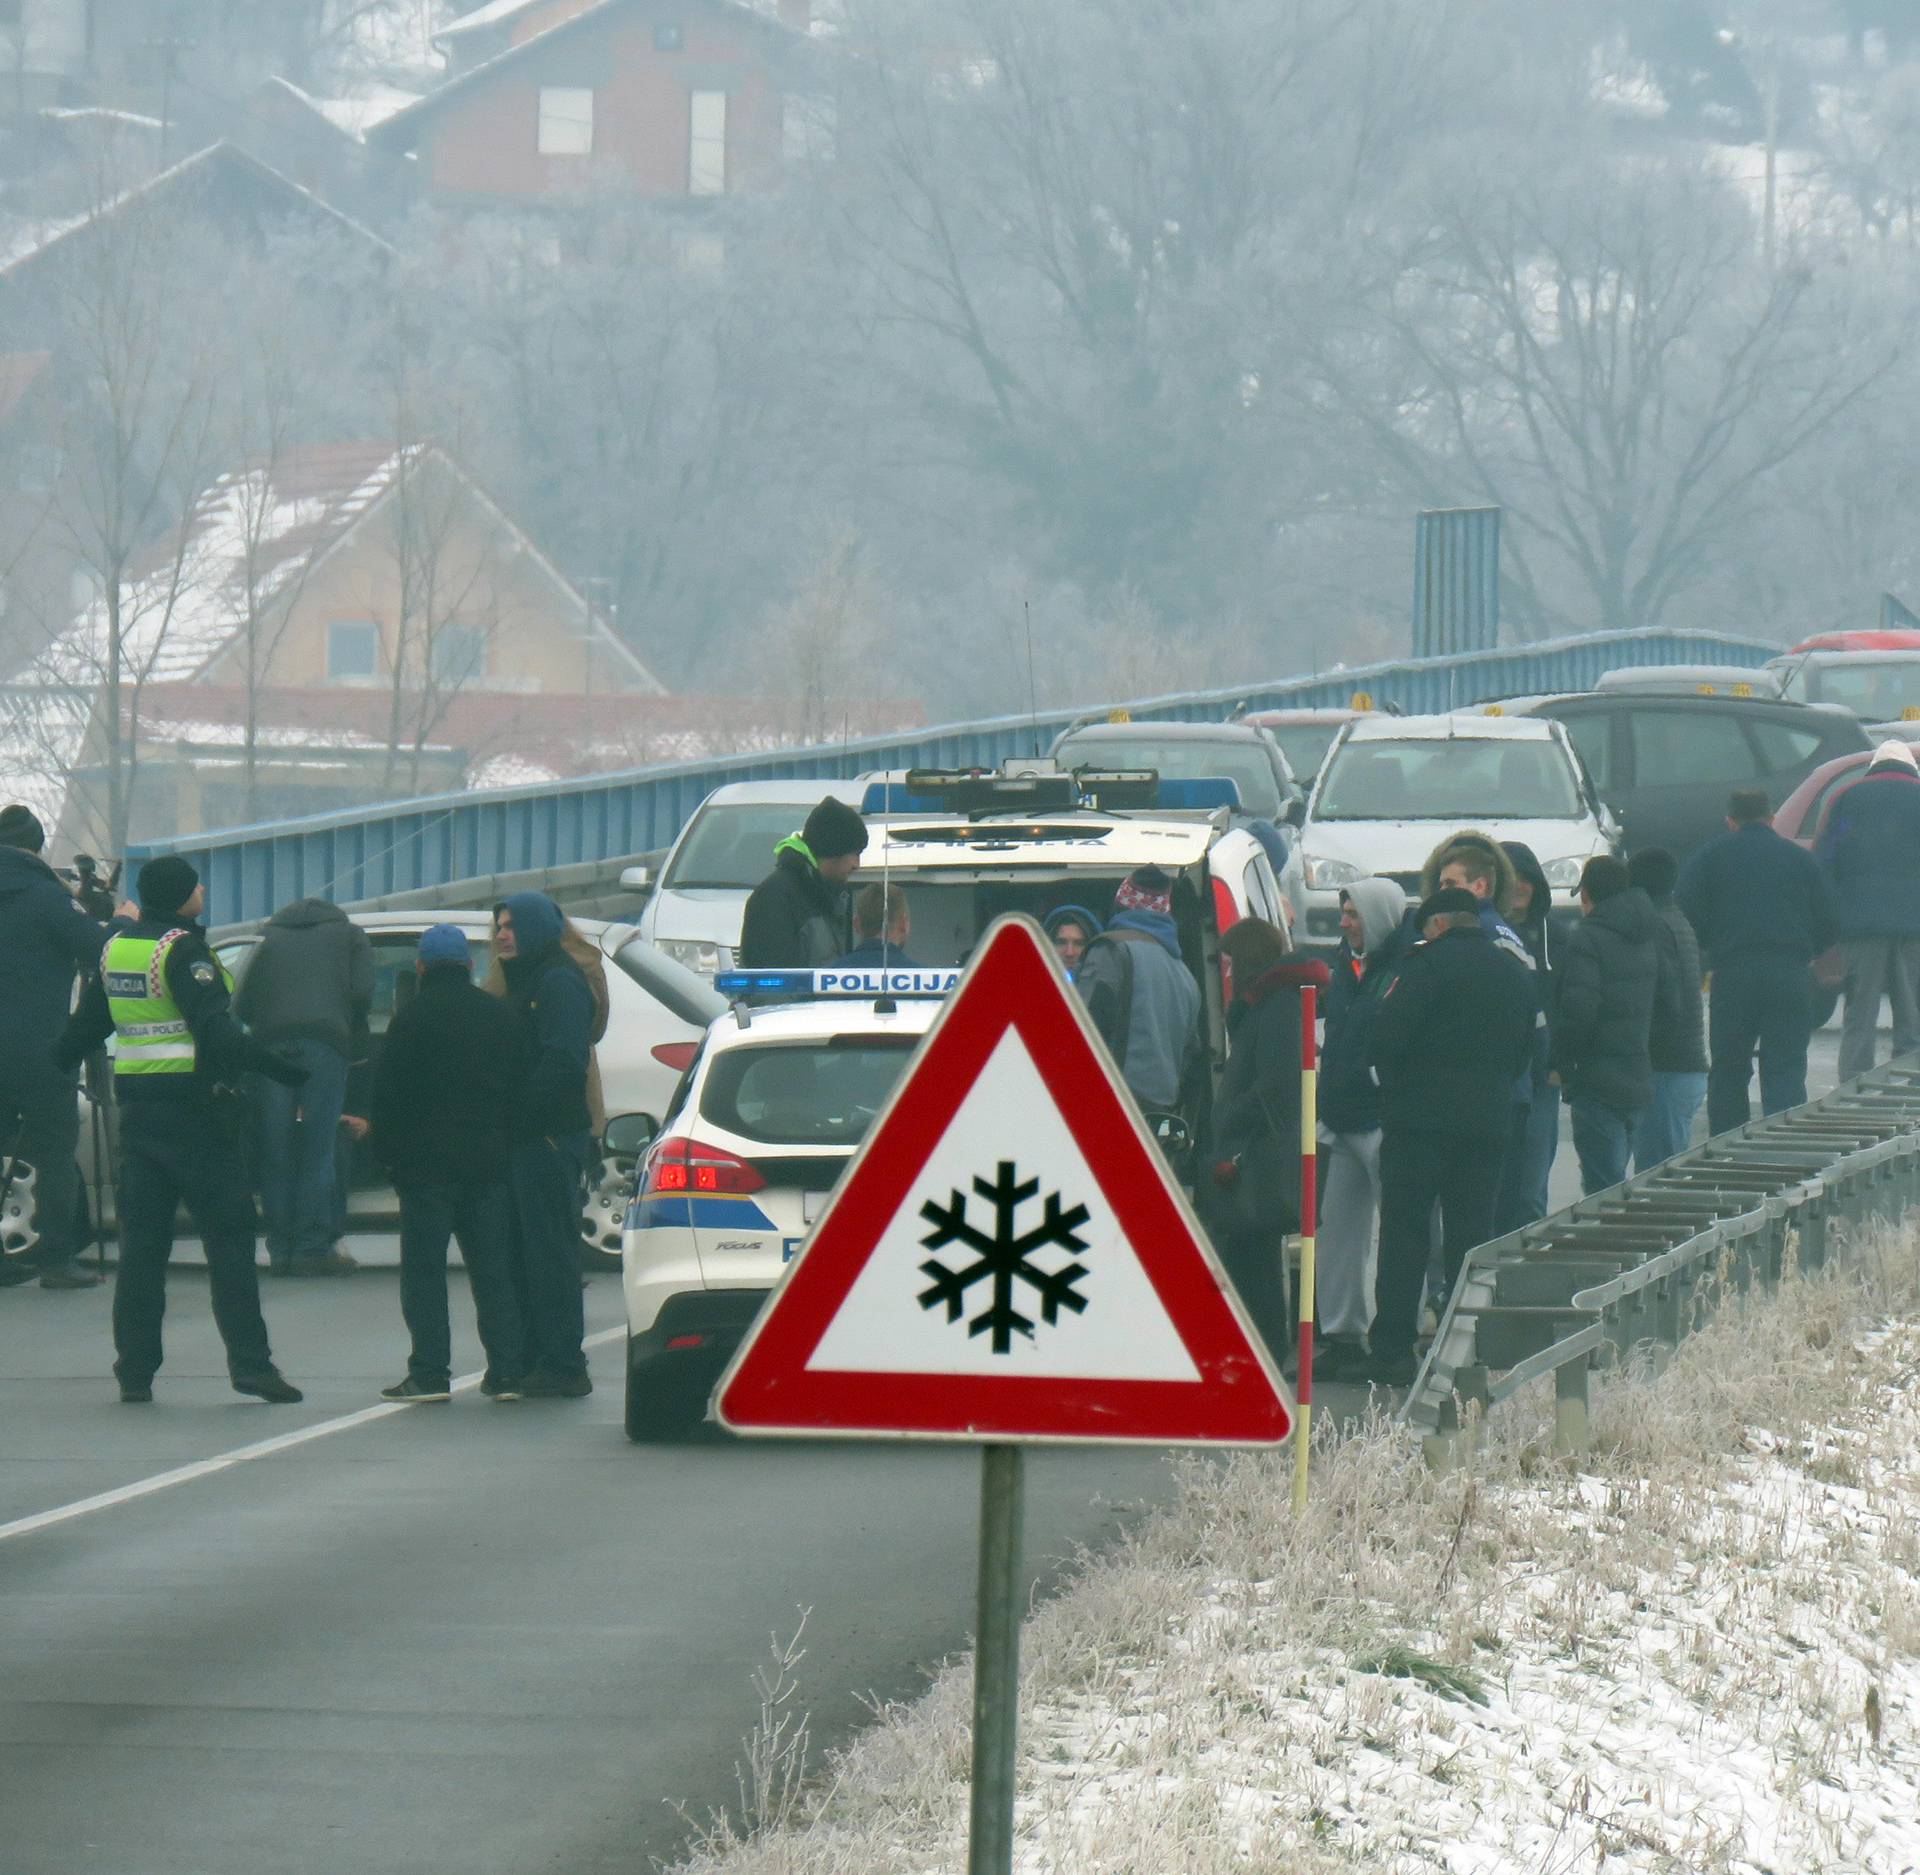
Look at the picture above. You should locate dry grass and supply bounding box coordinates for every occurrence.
[668,1218,1920,1874]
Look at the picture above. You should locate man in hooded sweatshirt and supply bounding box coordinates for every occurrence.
[1313,876,1408,1370]
[1816,739,1920,1080]
[1551,857,1661,1194]
[738,796,868,967]
[493,891,596,1397]
[1075,866,1201,1117]
[0,803,119,1290]
[234,896,373,1275]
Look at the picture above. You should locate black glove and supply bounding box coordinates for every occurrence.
[267,1051,311,1089]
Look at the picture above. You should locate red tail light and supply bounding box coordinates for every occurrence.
[651,1041,700,1073]
[644,1135,767,1196]
[1212,877,1241,1002]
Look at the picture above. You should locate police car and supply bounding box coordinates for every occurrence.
[620,965,956,1441]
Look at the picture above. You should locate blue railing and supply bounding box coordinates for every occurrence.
[136,626,1776,924]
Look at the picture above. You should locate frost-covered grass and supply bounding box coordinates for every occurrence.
[671,1223,1920,1874]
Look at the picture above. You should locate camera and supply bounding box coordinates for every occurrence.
[69,853,119,922]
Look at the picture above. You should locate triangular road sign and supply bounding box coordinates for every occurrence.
[716,915,1294,1445]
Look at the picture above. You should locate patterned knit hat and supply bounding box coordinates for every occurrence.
[1113,866,1173,918]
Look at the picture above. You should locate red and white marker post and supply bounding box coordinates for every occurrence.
[1292,981,1318,1513]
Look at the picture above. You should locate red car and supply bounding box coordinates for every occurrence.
[1772,742,1920,1025]
[1785,629,1920,654]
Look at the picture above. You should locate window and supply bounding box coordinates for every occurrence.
[327,619,379,684]
[700,1041,918,1148]
[654,21,684,49]
[689,89,727,195]
[1629,709,1758,788]
[1748,720,1827,772]
[538,86,594,155]
[1053,736,1284,818]
[1562,712,1613,792]
[430,622,485,689]
[1316,738,1583,821]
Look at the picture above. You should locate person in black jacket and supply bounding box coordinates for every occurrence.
[0,804,122,1290]
[1367,888,1537,1386]
[492,891,596,1398]
[1491,842,1560,1235]
[1679,789,1840,1135]
[1551,857,1660,1194]
[367,925,528,1402]
[737,797,867,967]
[1202,918,1329,1364]
[1314,877,1408,1370]
[1628,847,1708,1169]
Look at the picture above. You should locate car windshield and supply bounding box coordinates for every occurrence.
[664,803,823,890]
[1316,737,1583,820]
[1267,724,1341,779]
[1056,738,1283,817]
[1786,660,1920,721]
[701,1040,916,1147]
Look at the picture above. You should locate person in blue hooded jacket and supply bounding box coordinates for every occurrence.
[1074,868,1200,1115]
[491,891,595,1398]
[1043,904,1102,979]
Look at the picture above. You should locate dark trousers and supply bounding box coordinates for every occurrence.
[1491,1079,1559,1238]
[1374,1125,1503,1359]
[1214,1228,1290,1366]
[256,1040,347,1263]
[507,1133,588,1378]
[397,1179,526,1385]
[1,1062,82,1271]
[1569,1096,1638,1196]
[1707,957,1814,1137]
[114,1101,273,1385]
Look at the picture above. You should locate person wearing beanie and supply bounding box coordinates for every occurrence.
[489,891,597,1398]
[1550,855,1661,1195]
[365,924,528,1403]
[1074,866,1202,1117]
[0,805,119,1290]
[54,854,307,1403]
[1680,789,1839,1133]
[1364,880,1536,1387]
[737,794,867,968]
[1627,846,1707,1170]
[1815,738,1920,1079]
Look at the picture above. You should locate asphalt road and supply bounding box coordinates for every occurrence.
[0,1027,1860,1875]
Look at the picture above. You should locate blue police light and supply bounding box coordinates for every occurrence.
[1156,777,1243,811]
[715,968,962,999]
[860,781,947,815]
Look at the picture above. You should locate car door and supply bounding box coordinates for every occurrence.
[1745,714,1859,816]
[1621,705,1763,857]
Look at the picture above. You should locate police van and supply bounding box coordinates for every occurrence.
[617,765,1286,1440]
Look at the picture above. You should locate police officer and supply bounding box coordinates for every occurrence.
[56,855,307,1404]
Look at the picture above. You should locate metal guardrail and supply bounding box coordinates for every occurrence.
[133,626,1776,925]
[1405,1058,1920,1463]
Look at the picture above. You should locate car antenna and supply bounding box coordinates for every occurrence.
[1024,598,1041,757]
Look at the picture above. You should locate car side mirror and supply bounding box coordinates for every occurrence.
[1283,798,1306,828]
[603,1112,658,1161]
[619,864,653,894]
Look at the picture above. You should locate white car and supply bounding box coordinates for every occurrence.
[1282,713,1618,954]
[620,977,946,1440]
[630,778,867,977]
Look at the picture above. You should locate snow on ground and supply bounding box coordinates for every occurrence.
[672,1227,1920,1874]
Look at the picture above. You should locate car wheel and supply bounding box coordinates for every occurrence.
[1,1156,40,1263]
[580,1155,630,1269]
[1811,983,1840,1029]
[624,1343,705,1443]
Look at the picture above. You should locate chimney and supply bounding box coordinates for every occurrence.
[777,0,810,31]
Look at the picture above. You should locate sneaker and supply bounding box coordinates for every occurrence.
[380,1376,451,1403]
[39,1266,103,1290]
[520,1368,592,1399]
[118,1379,154,1403]
[0,1262,36,1288]
[479,1373,524,1402]
[286,1250,358,1277]
[232,1369,304,1404]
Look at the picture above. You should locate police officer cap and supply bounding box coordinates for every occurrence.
[137,854,200,916]
[0,803,44,851]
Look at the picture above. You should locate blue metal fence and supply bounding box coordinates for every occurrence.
[137,626,1778,924]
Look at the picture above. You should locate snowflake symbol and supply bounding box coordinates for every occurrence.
[917,1160,1092,1353]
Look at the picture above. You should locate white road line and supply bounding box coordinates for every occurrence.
[0,1324,627,1547]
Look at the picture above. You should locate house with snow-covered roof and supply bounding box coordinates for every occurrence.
[0,440,663,854]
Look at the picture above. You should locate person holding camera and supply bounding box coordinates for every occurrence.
[0,804,129,1291]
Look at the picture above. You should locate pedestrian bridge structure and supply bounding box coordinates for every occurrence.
[136,627,1774,927]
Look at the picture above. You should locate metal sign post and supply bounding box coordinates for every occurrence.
[968,1443,1026,1875]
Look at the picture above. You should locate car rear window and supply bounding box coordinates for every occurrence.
[701,1040,917,1146]
[1056,736,1284,817]
[664,803,815,889]
[612,938,728,1027]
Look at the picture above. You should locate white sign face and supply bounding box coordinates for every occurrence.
[805,1029,1202,1382]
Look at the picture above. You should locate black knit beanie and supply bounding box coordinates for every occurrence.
[0,803,44,852]
[802,795,868,861]
[137,855,200,917]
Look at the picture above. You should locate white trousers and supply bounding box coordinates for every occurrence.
[1316,1126,1381,1340]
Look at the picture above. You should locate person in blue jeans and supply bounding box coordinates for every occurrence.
[1628,848,1708,1169]
[1551,857,1660,1195]
[235,897,372,1275]
[365,925,528,1402]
